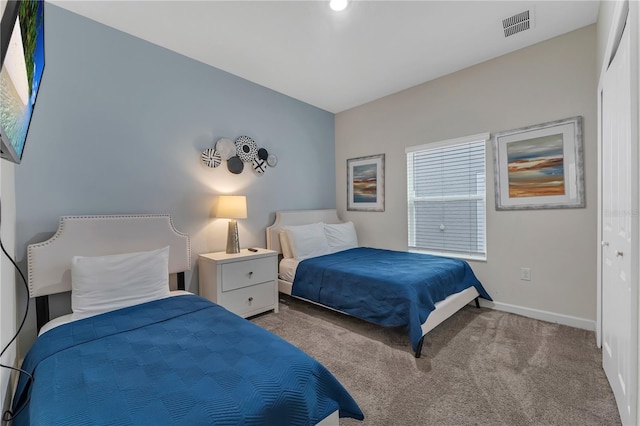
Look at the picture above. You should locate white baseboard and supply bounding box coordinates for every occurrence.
[476,299,596,331]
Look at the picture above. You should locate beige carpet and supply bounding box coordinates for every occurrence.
[252,295,621,426]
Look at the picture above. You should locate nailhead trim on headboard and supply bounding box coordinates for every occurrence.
[27,214,191,298]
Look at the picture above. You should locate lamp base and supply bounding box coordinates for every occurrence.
[226,220,240,254]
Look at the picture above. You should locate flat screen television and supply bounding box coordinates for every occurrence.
[0,0,45,164]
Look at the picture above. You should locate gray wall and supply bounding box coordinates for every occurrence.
[14,4,335,346]
[335,25,598,327]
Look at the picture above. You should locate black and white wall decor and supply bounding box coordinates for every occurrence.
[200,148,222,168]
[201,135,278,176]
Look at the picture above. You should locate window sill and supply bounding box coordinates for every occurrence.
[408,249,487,262]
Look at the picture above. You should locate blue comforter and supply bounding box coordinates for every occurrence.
[292,247,491,351]
[12,295,363,425]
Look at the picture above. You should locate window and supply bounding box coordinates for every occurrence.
[406,133,488,261]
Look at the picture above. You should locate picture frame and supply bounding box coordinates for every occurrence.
[493,116,584,210]
[347,154,385,212]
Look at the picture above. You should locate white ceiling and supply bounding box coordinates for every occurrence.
[49,0,600,113]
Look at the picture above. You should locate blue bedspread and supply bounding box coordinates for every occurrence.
[292,247,491,351]
[12,295,363,425]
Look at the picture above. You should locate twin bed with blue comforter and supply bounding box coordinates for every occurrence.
[293,247,491,355]
[13,215,363,425]
[12,294,363,425]
[267,209,492,358]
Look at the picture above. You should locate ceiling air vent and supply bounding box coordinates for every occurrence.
[502,9,533,38]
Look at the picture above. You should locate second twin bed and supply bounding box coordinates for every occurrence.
[266,209,492,358]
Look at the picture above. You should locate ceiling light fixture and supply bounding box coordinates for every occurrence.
[330,0,348,12]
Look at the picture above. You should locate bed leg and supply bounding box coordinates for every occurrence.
[177,272,185,291]
[415,336,425,358]
[36,296,50,332]
[474,297,480,308]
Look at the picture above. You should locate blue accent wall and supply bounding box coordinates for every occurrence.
[15,4,335,299]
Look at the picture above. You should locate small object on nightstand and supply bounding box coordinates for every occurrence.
[248,248,258,252]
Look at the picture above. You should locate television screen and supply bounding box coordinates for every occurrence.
[0,0,45,164]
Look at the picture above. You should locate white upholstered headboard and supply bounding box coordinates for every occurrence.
[266,209,342,254]
[28,215,191,298]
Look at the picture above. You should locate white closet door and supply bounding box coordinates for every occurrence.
[601,17,637,426]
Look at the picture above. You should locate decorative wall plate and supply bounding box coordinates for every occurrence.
[200,148,222,168]
[257,148,269,161]
[227,156,244,174]
[266,153,278,167]
[215,138,236,160]
[252,158,267,175]
[235,135,258,162]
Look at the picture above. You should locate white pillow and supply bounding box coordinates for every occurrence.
[279,230,294,259]
[283,223,330,261]
[324,222,359,253]
[71,246,170,320]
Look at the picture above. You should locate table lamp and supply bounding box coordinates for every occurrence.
[216,195,247,254]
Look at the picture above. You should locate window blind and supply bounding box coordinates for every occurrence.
[406,134,488,260]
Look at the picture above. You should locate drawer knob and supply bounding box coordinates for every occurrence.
[248,271,253,278]
[248,296,253,304]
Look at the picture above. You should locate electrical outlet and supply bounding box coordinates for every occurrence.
[520,267,531,281]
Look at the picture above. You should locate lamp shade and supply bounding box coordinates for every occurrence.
[216,195,247,219]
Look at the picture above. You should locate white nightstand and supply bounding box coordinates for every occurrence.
[198,248,278,318]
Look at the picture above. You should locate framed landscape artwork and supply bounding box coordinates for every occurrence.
[347,154,385,212]
[493,116,584,210]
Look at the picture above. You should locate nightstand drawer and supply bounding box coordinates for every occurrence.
[221,281,276,317]
[221,257,276,292]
